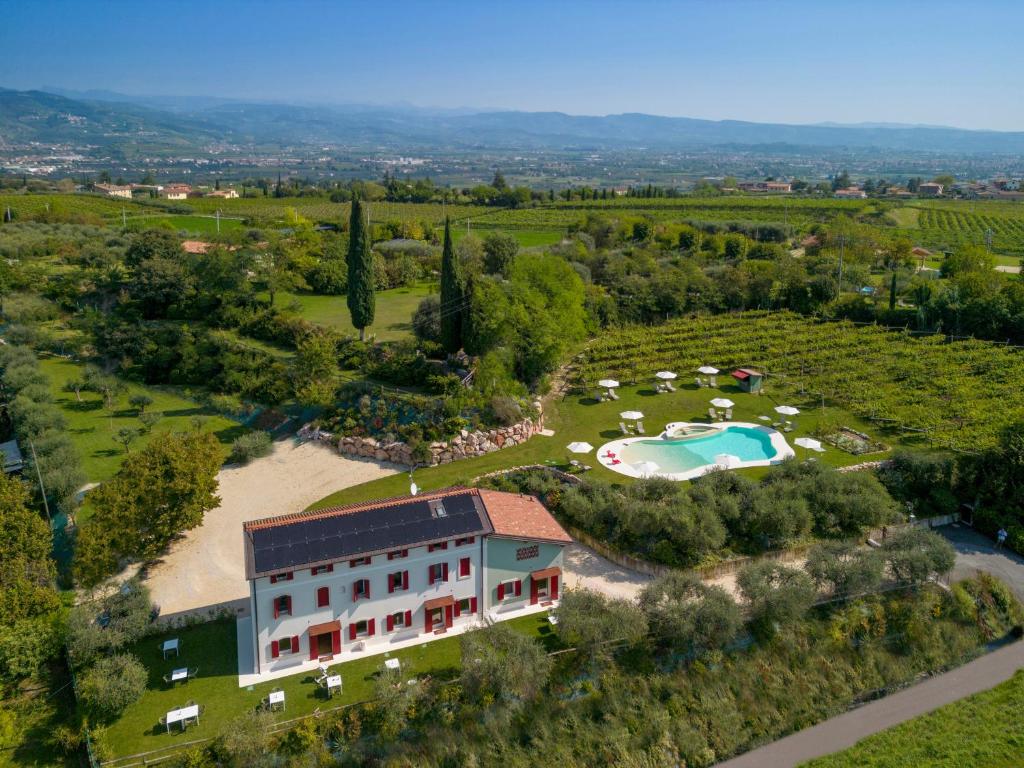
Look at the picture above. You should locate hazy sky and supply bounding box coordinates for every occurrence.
[3,0,1022,130]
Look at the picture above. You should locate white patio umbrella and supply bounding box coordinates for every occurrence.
[566,441,594,454]
[714,453,742,468]
[619,410,644,421]
[775,405,800,416]
[655,371,678,380]
[697,365,720,375]
[710,397,735,409]
[794,437,825,453]
[598,378,620,389]
[631,460,660,476]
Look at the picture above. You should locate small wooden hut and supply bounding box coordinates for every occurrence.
[731,368,763,394]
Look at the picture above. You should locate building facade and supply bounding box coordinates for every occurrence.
[242,487,571,678]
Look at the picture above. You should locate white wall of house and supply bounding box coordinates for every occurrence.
[252,538,484,673]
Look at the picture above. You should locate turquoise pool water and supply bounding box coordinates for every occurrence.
[618,426,778,475]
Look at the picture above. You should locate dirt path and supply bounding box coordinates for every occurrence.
[144,440,398,619]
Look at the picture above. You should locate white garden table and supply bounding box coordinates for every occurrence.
[170,667,188,683]
[165,704,199,732]
[268,690,285,711]
[325,675,342,697]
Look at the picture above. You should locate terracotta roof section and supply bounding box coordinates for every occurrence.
[477,489,572,544]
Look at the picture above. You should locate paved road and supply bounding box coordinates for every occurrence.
[715,524,1024,768]
[715,639,1024,768]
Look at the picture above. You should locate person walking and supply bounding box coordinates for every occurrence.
[996,528,1008,549]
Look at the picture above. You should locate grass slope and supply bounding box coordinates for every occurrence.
[268,282,436,342]
[803,669,1024,768]
[97,612,556,760]
[40,357,245,486]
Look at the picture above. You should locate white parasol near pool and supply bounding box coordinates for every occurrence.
[710,397,735,409]
[632,460,660,477]
[775,405,800,416]
[794,437,825,453]
[697,365,719,375]
[620,410,644,421]
[566,441,594,454]
[598,378,620,389]
[714,453,742,468]
[655,371,678,380]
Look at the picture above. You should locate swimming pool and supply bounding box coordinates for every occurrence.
[597,422,794,480]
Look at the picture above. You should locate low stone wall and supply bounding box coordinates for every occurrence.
[337,401,544,468]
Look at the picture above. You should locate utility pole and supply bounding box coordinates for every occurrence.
[122,206,127,231]
[28,438,51,525]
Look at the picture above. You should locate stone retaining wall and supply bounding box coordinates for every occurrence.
[337,400,544,468]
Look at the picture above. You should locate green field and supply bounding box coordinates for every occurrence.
[268,281,436,342]
[124,214,247,235]
[39,357,245,486]
[802,670,1024,768]
[97,612,556,761]
[451,225,565,247]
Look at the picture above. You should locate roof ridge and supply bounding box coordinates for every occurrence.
[244,485,475,532]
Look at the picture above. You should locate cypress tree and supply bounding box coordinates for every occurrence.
[347,193,375,341]
[439,217,464,352]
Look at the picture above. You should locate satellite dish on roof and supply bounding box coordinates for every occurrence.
[410,481,419,496]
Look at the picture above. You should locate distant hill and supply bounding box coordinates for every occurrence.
[5,86,1024,155]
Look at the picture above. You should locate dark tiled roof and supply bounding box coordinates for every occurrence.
[244,488,491,578]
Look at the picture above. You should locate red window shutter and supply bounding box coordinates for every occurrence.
[444,605,453,628]
[388,574,395,593]
[349,624,357,641]
[425,609,432,633]
[291,635,299,654]
[285,595,292,614]
[405,609,412,627]
[428,565,435,585]
[530,577,539,605]
[271,640,279,658]
[386,614,394,631]
[514,580,522,597]
[454,600,461,618]
[467,536,475,544]
[459,557,470,577]
[273,599,279,619]
[286,572,293,581]
[470,596,478,613]
[352,581,359,602]
[270,574,277,584]
[368,618,375,637]
[551,575,559,600]
[442,563,449,581]
[387,551,395,560]
[310,633,318,660]
[402,549,408,558]
[332,630,341,654]
[402,570,409,590]
[497,583,505,600]
[317,586,329,608]
[366,580,371,600]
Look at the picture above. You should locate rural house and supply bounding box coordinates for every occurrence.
[241,487,570,680]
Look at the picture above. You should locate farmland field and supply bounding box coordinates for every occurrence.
[124,213,247,234]
[576,310,1024,451]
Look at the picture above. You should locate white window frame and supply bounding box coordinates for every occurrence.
[354,619,370,638]
[501,580,518,600]
[392,611,406,629]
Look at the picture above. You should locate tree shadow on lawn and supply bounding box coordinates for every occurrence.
[599,429,624,438]
[65,399,103,413]
[576,397,604,406]
[213,423,249,445]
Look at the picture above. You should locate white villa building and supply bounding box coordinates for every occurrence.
[241,487,570,680]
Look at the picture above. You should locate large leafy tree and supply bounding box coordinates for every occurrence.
[460,622,551,706]
[74,431,222,586]
[346,194,375,340]
[639,572,741,656]
[439,217,464,352]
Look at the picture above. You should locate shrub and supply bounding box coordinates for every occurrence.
[737,561,817,637]
[489,395,523,426]
[230,431,273,464]
[78,654,147,719]
[412,296,441,343]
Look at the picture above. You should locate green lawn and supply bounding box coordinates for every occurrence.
[267,281,436,342]
[40,357,246,488]
[309,376,894,510]
[802,670,1024,768]
[451,226,565,248]
[97,612,556,761]
[125,214,246,235]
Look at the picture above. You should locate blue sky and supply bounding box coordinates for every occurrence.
[3,0,1022,130]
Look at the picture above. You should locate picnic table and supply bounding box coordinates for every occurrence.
[165,704,199,732]
[384,658,401,675]
[162,638,179,659]
[171,667,188,683]
[325,675,342,697]
[268,689,285,711]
